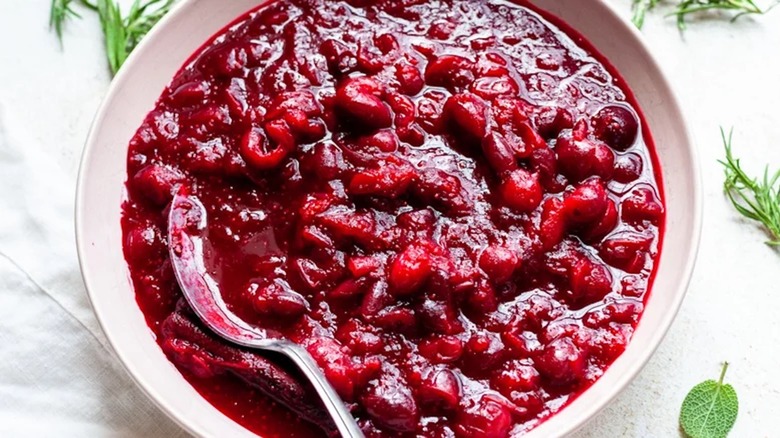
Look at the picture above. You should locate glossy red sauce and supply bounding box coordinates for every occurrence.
[121,0,665,436]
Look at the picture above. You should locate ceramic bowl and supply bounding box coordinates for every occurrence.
[75,0,701,436]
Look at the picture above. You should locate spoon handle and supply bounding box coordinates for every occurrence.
[268,342,364,438]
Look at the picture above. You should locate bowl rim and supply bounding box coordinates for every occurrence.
[75,0,702,436]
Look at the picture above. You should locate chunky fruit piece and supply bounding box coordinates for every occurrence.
[249,280,310,318]
[444,93,490,139]
[361,369,420,433]
[455,395,513,438]
[416,367,461,411]
[499,169,543,213]
[599,233,654,273]
[621,187,664,224]
[556,131,615,182]
[388,242,434,296]
[592,105,639,151]
[493,360,541,397]
[335,76,392,130]
[535,336,587,385]
[563,178,609,225]
[131,164,184,206]
[240,124,294,170]
[569,258,613,304]
[479,244,520,283]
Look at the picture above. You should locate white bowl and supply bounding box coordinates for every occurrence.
[76,0,701,436]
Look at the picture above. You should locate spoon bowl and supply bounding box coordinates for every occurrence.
[168,187,364,438]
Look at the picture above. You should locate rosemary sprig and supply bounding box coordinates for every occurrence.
[49,0,175,75]
[631,0,773,30]
[719,128,780,246]
[632,0,661,29]
[673,0,765,30]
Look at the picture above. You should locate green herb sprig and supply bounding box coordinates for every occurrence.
[632,0,772,30]
[680,362,739,438]
[719,128,780,246]
[49,0,175,75]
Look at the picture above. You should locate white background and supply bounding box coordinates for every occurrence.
[0,0,778,436]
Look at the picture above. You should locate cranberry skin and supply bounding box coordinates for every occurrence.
[593,105,639,151]
[614,153,643,183]
[599,233,653,273]
[482,132,518,174]
[417,299,464,335]
[418,336,464,364]
[416,367,462,411]
[479,244,520,283]
[535,337,587,385]
[622,187,664,225]
[455,395,513,438]
[336,319,385,355]
[534,106,574,139]
[555,133,615,183]
[131,164,184,206]
[425,54,475,90]
[394,64,425,95]
[492,360,541,397]
[389,243,434,296]
[499,169,543,214]
[249,281,309,318]
[570,259,613,304]
[444,93,489,139]
[361,370,420,433]
[335,76,392,130]
[240,124,294,170]
[540,197,567,251]
[349,160,417,199]
[462,331,506,373]
[580,200,618,243]
[563,179,609,225]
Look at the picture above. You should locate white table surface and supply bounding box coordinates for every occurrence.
[0,0,778,436]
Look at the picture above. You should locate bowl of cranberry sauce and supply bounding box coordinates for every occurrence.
[77,0,700,436]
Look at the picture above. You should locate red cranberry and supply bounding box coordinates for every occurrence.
[240,123,295,170]
[394,64,425,95]
[479,244,521,283]
[593,105,639,151]
[372,307,418,335]
[492,360,541,397]
[535,336,587,385]
[425,54,475,90]
[621,187,664,225]
[335,76,392,130]
[563,178,609,225]
[499,169,543,214]
[534,106,574,139]
[124,223,164,264]
[418,336,464,364]
[416,367,461,411]
[555,132,615,183]
[614,153,643,183]
[470,75,519,100]
[569,258,613,304]
[580,200,618,243]
[249,280,309,318]
[540,197,567,251]
[462,331,506,372]
[361,369,420,433]
[131,164,184,206]
[349,159,417,199]
[454,395,513,438]
[416,298,464,335]
[305,337,359,400]
[481,132,518,174]
[389,242,434,296]
[599,233,653,273]
[335,319,385,355]
[444,93,489,140]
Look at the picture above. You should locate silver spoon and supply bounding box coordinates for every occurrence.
[167,186,364,438]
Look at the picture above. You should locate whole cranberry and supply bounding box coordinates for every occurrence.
[592,105,639,151]
[389,242,434,296]
[444,93,489,140]
[555,132,615,183]
[569,259,613,304]
[335,76,392,130]
[479,244,521,283]
[621,187,664,225]
[599,232,653,273]
[454,395,513,438]
[131,164,184,206]
[613,153,643,183]
[492,360,541,397]
[499,169,543,214]
[535,336,587,385]
[416,367,462,411]
[361,369,420,433]
[418,335,464,364]
[563,178,609,225]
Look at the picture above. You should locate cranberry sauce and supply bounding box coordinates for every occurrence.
[121,0,665,436]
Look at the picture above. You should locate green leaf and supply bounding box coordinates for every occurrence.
[680,362,739,438]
